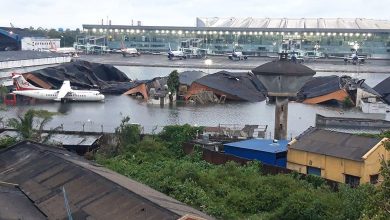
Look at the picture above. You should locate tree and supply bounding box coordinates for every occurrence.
[114,116,140,154]
[378,140,390,217]
[167,70,180,95]
[7,109,56,142]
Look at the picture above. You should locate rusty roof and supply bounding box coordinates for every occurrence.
[0,141,213,220]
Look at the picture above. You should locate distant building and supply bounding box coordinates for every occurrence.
[83,17,390,57]
[0,27,45,51]
[287,127,389,186]
[21,37,60,51]
[224,139,288,167]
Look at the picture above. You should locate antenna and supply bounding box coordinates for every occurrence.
[62,186,73,220]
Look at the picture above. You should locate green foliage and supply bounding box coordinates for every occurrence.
[113,116,140,154]
[96,124,378,220]
[7,109,55,141]
[167,70,180,94]
[0,136,17,149]
[342,96,354,108]
[159,124,203,157]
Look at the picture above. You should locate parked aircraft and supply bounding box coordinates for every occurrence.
[12,73,43,90]
[344,52,365,65]
[120,41,140,57]
[228,49,248,60]
[49,41,77,56]
[12,74,104,102]
[167,43,187,60]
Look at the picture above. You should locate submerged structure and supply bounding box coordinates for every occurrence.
[252,53,315,140]
[19,60,132,94]
[185,71,267,103]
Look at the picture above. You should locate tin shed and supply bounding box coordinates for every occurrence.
[223,139,288,167]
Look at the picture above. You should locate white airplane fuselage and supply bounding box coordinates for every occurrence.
[13,89,105,102]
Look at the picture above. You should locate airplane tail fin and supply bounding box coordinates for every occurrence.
[12,73,43,90]
[121,41,126,50]
[168,43,172,52]
[56,81,72,100]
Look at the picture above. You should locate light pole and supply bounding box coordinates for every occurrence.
[204,59,212,74]
[61,35,65,47]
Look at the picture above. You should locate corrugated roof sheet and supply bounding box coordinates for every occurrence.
[290,127,382,161]
[197,17,390,30]
[252,60,316,76]
[0,184,46,220]
[0,130,101,146]
[179,71,207,86]
[374,76,390,105]
[0,141,213,219]
[47,134,101,146]
[297,75,341,99]
[194,71,267,102]
[224,139,288,153]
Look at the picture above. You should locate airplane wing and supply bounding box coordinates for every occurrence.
[56,81,72,100]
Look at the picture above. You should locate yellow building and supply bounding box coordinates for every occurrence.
[287,127,389,186]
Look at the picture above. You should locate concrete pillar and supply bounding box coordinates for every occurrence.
[274,96,288,140]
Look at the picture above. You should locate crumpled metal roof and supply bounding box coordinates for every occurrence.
[297,75,341,99]
[179,71,207,86]
[374,76,390,105]
[291,127,383,161]
[197,17,390,30]
[195,71,267,102]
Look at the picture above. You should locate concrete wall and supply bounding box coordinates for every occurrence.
[0,57,71,70]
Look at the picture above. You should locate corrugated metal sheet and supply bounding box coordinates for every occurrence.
[0,142,213,220]
[179,71,207,86]
[0,130,101,146]
[297,75,341,99]
[224,139,288,153]
[291,127,382,161]
[191,71,267,102]
[0,184,46,220]
[197,17,390,30]
[374,76,390,104]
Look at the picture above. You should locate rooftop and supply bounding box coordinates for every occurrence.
[197,17,390,30]
[290,127,383,161]
[0,141,212,219]
[224,139,288,153]
[252,59,316,77]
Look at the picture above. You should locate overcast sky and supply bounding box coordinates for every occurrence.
[1,0,389,29]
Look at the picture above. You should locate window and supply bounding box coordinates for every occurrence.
[370,174,379,184]
[307,166,321,176]
[345,174,360,187]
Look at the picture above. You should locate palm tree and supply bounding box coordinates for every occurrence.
[7,109,56,141]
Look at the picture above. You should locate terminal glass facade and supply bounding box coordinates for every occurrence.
[82,25,390,58]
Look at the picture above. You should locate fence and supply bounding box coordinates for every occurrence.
[183,142,339,189]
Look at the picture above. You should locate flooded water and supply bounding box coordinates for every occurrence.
[1,65,390,139]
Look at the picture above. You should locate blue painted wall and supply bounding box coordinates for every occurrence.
[224,145,286,167]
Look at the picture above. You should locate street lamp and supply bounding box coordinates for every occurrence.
[61,35,65,47]
[204,59,212,74]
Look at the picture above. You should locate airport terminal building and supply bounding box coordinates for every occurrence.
[82,17,390,58]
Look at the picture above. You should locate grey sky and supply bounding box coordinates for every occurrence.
[1,0,389,29]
